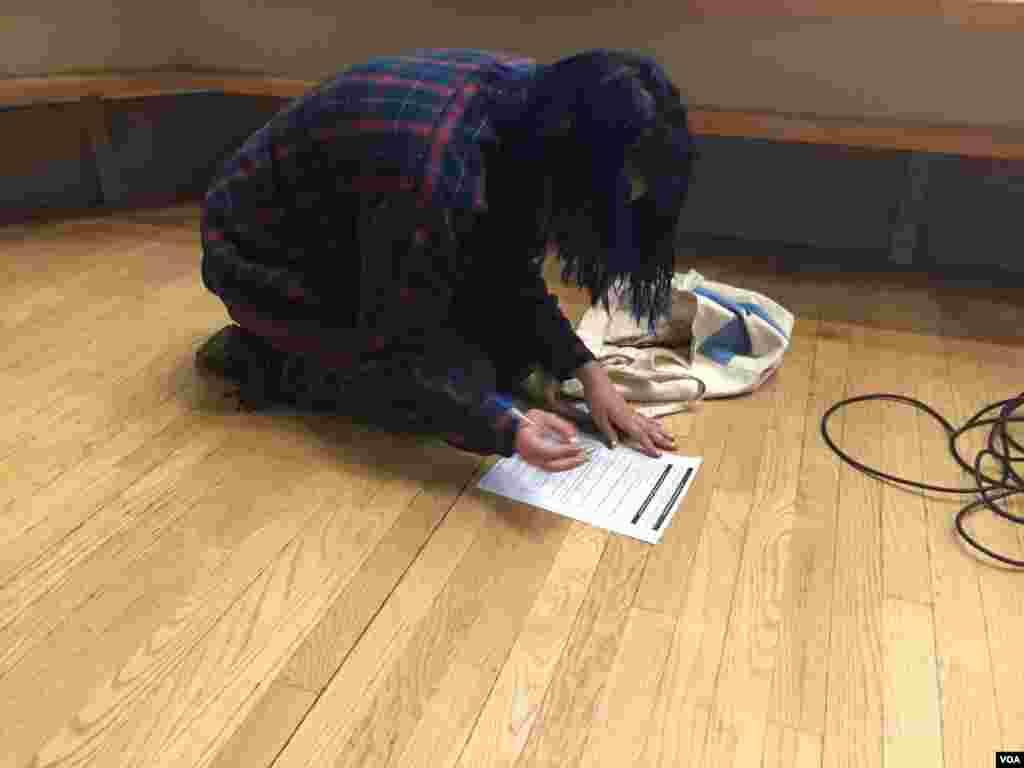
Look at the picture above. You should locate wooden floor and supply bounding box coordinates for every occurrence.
[1,206,1022,768]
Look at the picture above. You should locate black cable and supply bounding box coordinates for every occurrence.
[821,391,1024,568]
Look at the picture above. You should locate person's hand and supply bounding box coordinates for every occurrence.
[514,408,589,473]
[535,370,587,422]
[576,361,676,458]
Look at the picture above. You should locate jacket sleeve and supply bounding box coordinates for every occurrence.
[380,327,524,458]
[452,215,597,383]
[355,202,529,459]
[466,394,524,458]
[421,370,525,458]
[497,257,597,382]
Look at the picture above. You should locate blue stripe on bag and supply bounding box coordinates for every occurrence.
[700,317,750,365]
[692,287,789,340]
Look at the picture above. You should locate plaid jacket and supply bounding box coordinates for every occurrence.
[201,49,596,456]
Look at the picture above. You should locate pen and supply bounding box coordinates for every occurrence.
[508,407,594,454]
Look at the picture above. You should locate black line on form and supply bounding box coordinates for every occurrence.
[632,465,672,525]
[653,467,693,531]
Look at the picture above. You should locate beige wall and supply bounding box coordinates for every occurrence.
[188,1,675,76]
[8,1,1024,129]
[3,0,194,77]
[187,4,1024,128]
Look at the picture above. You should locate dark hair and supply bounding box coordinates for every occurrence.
[499,51,695,331]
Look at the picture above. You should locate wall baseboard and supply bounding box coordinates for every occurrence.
[1,91,284,227]
[3,89,1022,277]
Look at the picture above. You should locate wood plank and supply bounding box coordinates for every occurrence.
[199,679,316,768]
[821,325,885,768]
[750,319,818,516]
[883,597,944,768]
[0,285,224,584]
[2,375,398,762]
[204,482,485,768]
[389,514,574,768]
[647,311,816,616]
[137,442,485,768]
[634,486,754,768]
[915,332,1002,768]
[701,500,811,768]
[24,432,427,768]
[632,397,729,618]
[576,607,676,768]
[163,463,550,768]
[770,403,839,741]
[0,437,302,766]
[0,407,232,679]
[693,317,820,767]
[943,336,1024,754]
[0,327,211,555]
[769,395,845,734]
[767,318,850,739]
[289,505,565,768]
[0,248,219,523]
[761,722,822,768]
[2,242,196,381]
[268,475,492,768]
[2,235,196,363]
[453,524,606,768]
[712,396,775,496]
[515,536,649,768]
[270,462,481,695]
[632,327,784,767]
[873,330,935,605]
[0,224,162,334]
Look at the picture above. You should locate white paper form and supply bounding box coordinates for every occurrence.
[477,434,702,544]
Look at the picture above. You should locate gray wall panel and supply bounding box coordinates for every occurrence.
[678,135,906,253]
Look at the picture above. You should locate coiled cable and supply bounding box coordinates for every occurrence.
[821,392,1024,568]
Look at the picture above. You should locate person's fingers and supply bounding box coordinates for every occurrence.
[622,415,661,458]
[626,414,673,448]
[544,453,591,473]
[644,418,676,448]
[653,431,676,449]
[532,410,578,444]
[594,412,620,450]
[531,439,583,463]
[636,429,661,458]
